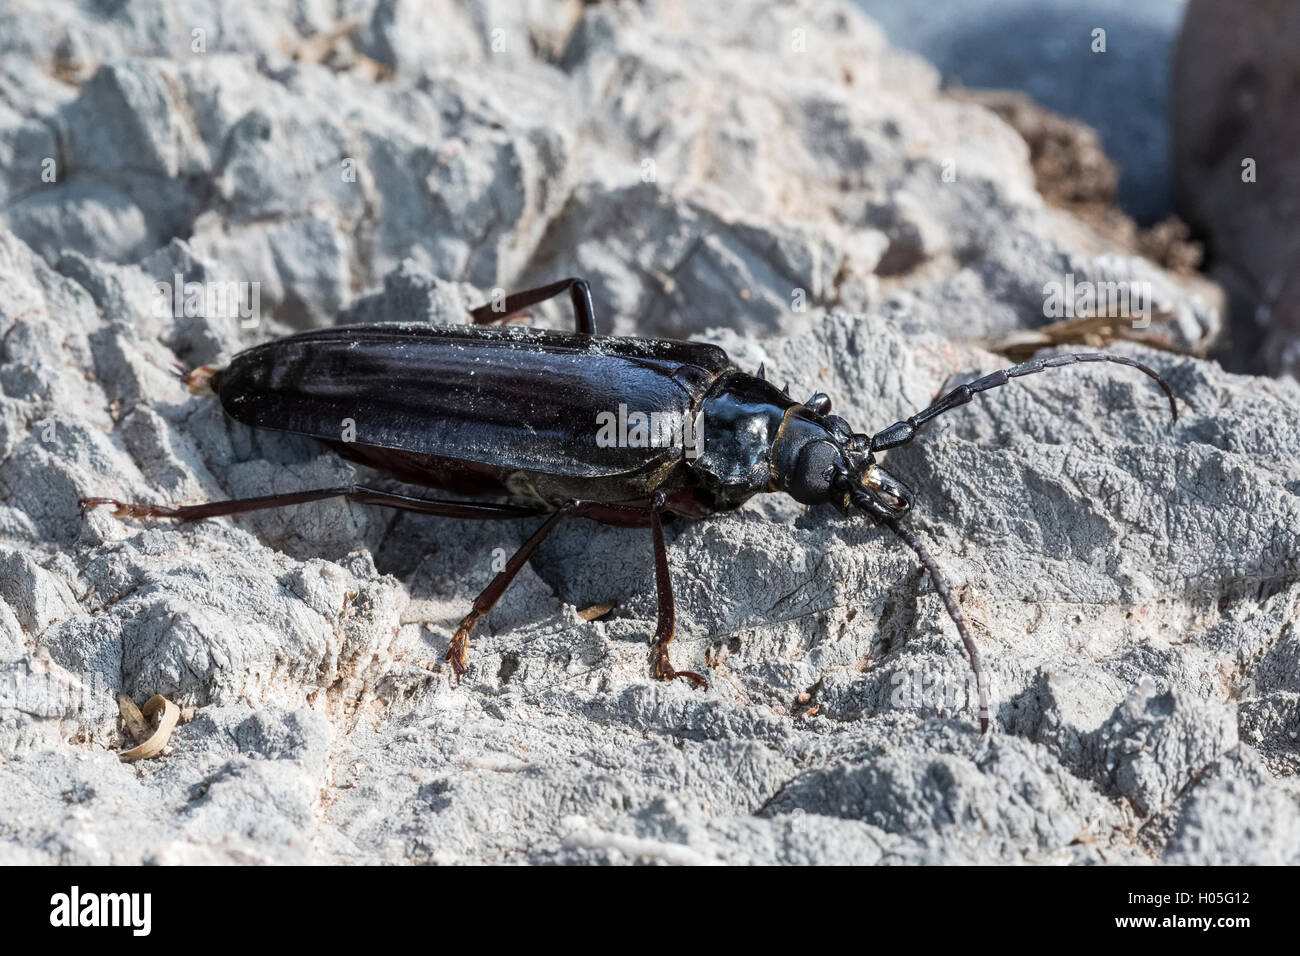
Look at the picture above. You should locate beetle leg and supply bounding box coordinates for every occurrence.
[82,482,709,692]
[646,491,708,691]
[446,494,707,690]
[80,487,360,521]
[79,485,541,523]
[468,277,596,334]
[446,503,577,681]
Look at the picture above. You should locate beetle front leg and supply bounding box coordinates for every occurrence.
[647,491,708,691]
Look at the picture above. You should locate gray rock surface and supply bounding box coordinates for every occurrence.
[859,0,1189,224]
[0,0,1294,865]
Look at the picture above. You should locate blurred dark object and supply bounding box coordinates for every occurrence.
[859,0,1184,224]
[1172,0,1300,379]
[959,89,1204,276]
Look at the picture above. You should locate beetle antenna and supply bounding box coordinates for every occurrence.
[881,517,990,734]
[869,352,1177,452]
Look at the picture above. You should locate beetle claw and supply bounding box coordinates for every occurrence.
[674,669,709,691]
[79,497,175,520]
[446,610,480,683]
[651,647,708,691]
[80,496,129,518]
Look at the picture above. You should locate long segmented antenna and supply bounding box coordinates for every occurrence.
[870,352,1177,451]
[882,518,989,734]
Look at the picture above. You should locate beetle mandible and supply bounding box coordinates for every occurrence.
[81,278,1177,732]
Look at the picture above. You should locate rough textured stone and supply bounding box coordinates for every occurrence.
[0,0,1295,866]
[861,0,1190,224]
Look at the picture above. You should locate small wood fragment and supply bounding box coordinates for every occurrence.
[578,602,615,621]
[293,16,363,65]
[118,694,181,761]
[116,692,150,741]
[988,309,1187,363]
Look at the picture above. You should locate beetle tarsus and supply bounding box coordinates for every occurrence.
[446,611,480,682]
[182,363,218,395]
[79,496,177,520]
[79,496,112,518]
[651,646,708,690]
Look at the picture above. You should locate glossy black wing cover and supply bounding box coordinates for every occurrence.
[215,324,735,479]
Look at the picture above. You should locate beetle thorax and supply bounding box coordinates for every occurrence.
[686,372,797,508]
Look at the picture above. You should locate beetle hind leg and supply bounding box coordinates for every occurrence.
[468,277,596,334]
[78,487,358,521]
[79,485,541,524]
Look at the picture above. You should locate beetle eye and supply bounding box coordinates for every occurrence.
[804,393,832,415]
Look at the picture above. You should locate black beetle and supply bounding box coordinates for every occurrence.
[82,278,1177,732]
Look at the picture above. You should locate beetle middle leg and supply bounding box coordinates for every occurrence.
[447,492,707,690]
[444,502,577,681]
[644,491,707,689]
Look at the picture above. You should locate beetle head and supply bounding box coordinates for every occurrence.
[771,401,913,518]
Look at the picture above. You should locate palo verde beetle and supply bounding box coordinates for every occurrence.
[82,278,1177,732]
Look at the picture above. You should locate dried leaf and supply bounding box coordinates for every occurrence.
[119,694,181,761]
